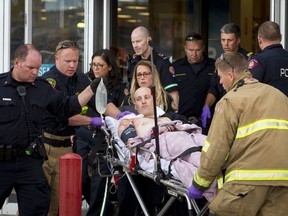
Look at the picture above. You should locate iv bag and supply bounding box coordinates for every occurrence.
[95,78,107,115]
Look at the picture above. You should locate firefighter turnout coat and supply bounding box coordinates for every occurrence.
[193,70,288,191]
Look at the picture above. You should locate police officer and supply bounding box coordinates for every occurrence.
[127,26,179,109]
[173,32,215,134]
[41,40,121,216]
[189,52,288,216]
[248,21,288,96]
[201,23,253,131]
[76,49,128,216]
[220,23,253,59]
[0,44,97,216]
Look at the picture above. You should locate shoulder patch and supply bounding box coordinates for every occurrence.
[171,101,177,111]
[46,78,56,88]
[248,59,258,70]
[169,66,175,75]
[124,88,129,96]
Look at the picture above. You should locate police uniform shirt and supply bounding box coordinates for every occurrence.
[248,44,288,96]
[173,56,215,118]
[237,47,253,60]
[0,70,81,149]
[42,66,92,136]
[127,49,178,93]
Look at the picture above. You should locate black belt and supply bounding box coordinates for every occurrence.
[0,147,27,161]
[43,135,72,148]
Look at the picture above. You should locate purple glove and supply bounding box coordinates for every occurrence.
[116,111,134,120]
[90,117,103,127]
[201,105,211,128]
[188,184,204,199]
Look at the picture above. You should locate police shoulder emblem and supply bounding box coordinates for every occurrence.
[248,59,258,70]
[46,78,57,88]
[169,66,175,75]
[124,88,129,96]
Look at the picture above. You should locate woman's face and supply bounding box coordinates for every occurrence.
[135,65,153,87]
[91,56,111,78]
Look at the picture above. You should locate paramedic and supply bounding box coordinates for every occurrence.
[201,23,253,130]
[172,32,215,134]
[189,52,288,215]
[75,49,127,216]
[248,21,288,96]
[0,44,98,216]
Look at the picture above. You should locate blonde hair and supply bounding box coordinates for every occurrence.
[130,60,168,111]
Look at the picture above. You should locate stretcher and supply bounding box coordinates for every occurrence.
[94,116,215,216]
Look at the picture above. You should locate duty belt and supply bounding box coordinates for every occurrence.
[0,145,27,161]
[43,132,72,147]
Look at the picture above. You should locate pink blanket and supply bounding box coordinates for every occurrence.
[129,121,217,202]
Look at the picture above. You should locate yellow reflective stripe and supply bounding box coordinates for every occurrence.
[224,170,288,183]
[194,172,212,188]
[202,140,210,152]
[236,119,288,139]
[217,176,224,189]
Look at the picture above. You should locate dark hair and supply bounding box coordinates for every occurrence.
[185,32,203,41]
[14,44,39,60]
[88,49,122,92]
[220,23,241,38]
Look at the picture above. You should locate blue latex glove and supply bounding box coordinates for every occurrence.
[116,111,134,120]
[201,105,211,128]
[188,184,204,199]
[90,117,104,127]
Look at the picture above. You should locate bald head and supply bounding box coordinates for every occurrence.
[133,87,154,117]
[131,26,152,58]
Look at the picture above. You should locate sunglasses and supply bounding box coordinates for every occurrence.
[185,33,202,41]
[55,41,79,52]
[219,53,234,70]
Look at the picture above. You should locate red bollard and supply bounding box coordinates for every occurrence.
[59,153,82,216]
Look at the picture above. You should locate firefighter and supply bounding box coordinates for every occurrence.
[189,52,288,215]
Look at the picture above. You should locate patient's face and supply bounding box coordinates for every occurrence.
[134,87,154,117]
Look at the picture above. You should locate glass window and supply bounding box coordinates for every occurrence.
[32,0,84,75]
[113,0,203,67]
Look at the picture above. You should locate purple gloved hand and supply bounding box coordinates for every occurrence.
[90,117,104,127]
[201,105,211,128]
[116,111,134,120]
[188,184,204,199]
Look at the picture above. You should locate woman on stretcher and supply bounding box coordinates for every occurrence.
[117,86,217,202]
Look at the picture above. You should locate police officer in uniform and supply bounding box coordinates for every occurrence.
[189,52,288,216]
[173,33,215,134]
[42,40,120,216]
[0,44,97,216]
[127,26,179,109]
[248,21,288,96]
[201,23,253,131]
[75,49,128,216]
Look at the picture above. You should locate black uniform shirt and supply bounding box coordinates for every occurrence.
[127,49,178,93]
[42,66,92,136]
[0,70,81,148]
[248,44,288,96]
[173,56,215,118]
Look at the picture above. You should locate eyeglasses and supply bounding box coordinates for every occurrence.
[89,63,106,69]
[136,72,151,79]
[55,41,79,52]
[185,33,202,41]
[219,53,234,70]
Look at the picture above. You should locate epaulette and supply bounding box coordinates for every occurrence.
[158,52,169,60]
[0,72,8,79]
